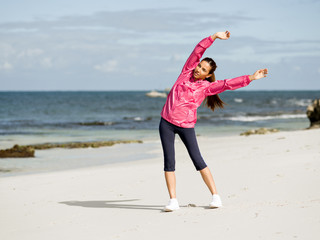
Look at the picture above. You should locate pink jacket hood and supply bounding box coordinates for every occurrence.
[161,36,251,128]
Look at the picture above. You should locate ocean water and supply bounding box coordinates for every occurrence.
[0,90,319,145]
[0,90,318,176]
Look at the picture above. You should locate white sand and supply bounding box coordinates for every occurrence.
[0,129,319,240]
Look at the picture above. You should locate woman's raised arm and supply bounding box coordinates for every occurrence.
[181,37,214,73]
[181,31,230,73]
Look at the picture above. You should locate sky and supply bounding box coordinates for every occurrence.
[0,0,319,91]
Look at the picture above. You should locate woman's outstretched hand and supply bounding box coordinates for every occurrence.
[211,31,230,40]
[249,69,268,81]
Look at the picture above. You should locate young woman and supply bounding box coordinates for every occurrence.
[159,31,268,212]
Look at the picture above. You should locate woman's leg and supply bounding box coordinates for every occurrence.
[164,171,176,198]
[159,118,177,198]
[178,128,218,195]
[200,167,218,195]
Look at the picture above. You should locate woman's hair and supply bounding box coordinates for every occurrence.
[202,57,226,112]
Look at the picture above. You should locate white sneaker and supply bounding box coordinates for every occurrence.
[164,198,180,212]
[209,194,222,208]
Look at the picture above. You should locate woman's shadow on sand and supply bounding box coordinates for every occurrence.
[59,199,163,211]
[59,199,211,211]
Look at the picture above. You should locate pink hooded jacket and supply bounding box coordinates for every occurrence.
[161,36,251,128]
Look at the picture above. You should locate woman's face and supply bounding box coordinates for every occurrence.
[193,60,212,80]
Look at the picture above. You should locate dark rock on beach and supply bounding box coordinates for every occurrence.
[0,145,35,158]
[306,99,320,129]
[240,128,279,136]
[78,121,114,126]
[0,140,143,158]
[28,140,143,150]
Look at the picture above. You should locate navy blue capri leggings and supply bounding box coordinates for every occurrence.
[159,117,207,171]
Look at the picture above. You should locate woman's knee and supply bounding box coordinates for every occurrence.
[164,158,176,171]
[195,161,207,171]
[191,155,207,171]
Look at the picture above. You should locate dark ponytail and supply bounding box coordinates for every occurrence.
[202,57,226,112]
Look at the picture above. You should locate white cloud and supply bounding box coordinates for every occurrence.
[0,9,254,37]
[0,43,16,57]
[41,57,52,68]
[171,54,184,62]
[165,67,179,73]
[17,48,44,58]
[94,60,118,73]
[293,66,301,71]
[0,61,13,70]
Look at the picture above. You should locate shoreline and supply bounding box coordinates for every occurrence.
[0,140,157,178]
[0,127,317,178]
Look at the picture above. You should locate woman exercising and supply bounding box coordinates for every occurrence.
[159,31,268,211]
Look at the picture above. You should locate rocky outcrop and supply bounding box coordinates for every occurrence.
[240,128,279,136]
[306,99,320,129]
[0,140,143,158]
[0,145,35,158]
[28,140,143,150]
[78,121,114,126]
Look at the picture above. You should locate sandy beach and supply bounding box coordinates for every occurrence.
[1,128,319,240]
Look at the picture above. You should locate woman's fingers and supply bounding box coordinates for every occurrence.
[253,68,268,80]
[260,68,268,78]
[223,31,230,39]
[215,31,230,40]
[261,68,268,77]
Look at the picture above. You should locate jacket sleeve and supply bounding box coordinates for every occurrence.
[204,75,251,96]
[181,36,214,73]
